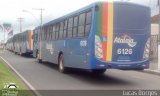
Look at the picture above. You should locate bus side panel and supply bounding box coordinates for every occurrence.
[43,40,50,63]
[63,7,96,69]
[55,40,66,64]
[26,31,29,53]
[45,40,61,64]
[25,32,28,53]
[14,35,20,53]
[64,39,89,69]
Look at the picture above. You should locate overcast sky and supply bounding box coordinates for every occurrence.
[0,0,158,42]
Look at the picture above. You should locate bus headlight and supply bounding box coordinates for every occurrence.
[143,38,150,59]
[95,35,103,59]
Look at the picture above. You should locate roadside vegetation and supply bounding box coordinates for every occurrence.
[0,58,34,96]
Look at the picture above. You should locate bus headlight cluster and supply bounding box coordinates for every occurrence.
[95,35,103,59]
[143,38,150,59]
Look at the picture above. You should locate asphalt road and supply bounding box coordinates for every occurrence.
[1,51,160,96]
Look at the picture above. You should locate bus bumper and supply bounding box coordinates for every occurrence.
[108,60,150,70]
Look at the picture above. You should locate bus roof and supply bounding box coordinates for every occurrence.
[43,1,150,27]
[43,2,96,27]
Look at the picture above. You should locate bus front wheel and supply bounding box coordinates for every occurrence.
[91,69,106,74]
[58,54,67,73]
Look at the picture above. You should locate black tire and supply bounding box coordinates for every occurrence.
[58,54,67,73]
[91,69,106,74]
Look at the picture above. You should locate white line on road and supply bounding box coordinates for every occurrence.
[0,56,42,96]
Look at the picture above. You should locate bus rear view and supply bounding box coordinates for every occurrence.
[94,2,150,71]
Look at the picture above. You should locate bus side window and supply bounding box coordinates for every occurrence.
[67,17,73,38]
[43,29,45,40]
[43,28,45,40]
[78,13,85,37]
[39,30,41,40]
[48,27,50,41]
[48,26,51,40]
[47,27,49,40]
[73,16,78,37]
[24,33,25,41]
[46,27,49,41]
[38,29,39,40]
[42,28,45,41]
[85,11,92,36]
[40,30,42,41]
[52,25,56,40]
[59,22,64,39]
[50,26,53,40]
[45,28,48,40]
[63,20,67,38]
[38,29,40,40]
[55,23,60,40]
[42,28,44,40]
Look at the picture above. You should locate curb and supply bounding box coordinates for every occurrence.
[0,56,42,96]
[141,69,160,76]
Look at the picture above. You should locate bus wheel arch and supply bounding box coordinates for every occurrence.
[58,51,63,61]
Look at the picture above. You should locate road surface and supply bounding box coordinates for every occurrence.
[0,51,160,96]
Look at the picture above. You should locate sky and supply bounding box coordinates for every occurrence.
[0,0,158,42]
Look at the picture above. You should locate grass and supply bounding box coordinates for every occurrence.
[0,58,34,96]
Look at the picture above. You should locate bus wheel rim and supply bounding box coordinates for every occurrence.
[60,58,63,71]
